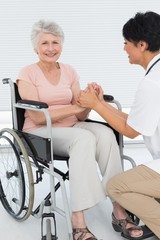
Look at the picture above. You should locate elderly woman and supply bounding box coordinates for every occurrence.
[16,19,122,240]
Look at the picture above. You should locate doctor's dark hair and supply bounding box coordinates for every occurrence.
[122,11,160,52]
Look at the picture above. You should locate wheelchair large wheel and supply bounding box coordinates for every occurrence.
[0,128,34,221]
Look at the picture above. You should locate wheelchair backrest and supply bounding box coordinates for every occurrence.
[13,83,25,131]
[11,82,53,163]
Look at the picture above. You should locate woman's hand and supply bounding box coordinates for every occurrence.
[74,103,87,113]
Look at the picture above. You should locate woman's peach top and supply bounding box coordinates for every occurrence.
[17,62,79,131]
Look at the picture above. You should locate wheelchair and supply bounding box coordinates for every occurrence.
[0,78,153,240]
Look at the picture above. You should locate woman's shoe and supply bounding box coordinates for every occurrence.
[112,213,143,239]
[72,227,97,240]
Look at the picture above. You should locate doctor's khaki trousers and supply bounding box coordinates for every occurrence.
[30,121,122,212]
[107,165,160,238]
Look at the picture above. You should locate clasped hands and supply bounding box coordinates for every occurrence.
[77,82,104,110]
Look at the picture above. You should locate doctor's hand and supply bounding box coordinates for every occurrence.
[78,84,102,109]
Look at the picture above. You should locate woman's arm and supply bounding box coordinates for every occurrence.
[17,80,85,125]
[71,81,91,121]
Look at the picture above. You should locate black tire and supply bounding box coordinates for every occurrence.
[0,128,34,221]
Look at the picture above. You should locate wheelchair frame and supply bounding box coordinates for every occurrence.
[0,78,137,240]
[0,78,72,240]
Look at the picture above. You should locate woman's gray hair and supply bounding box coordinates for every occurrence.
[31,19,64,48]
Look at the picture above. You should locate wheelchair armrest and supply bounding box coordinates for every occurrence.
[17,100,48,109]
[103,94,114,102]
[103,94,122,111]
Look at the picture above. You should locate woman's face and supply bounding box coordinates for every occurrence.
[35,32,63,63]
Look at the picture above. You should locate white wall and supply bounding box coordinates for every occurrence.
[0,0,160,110]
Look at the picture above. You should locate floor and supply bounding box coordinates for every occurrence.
[0,141,158,240]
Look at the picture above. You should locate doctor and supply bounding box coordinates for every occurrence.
[78,11,160,239]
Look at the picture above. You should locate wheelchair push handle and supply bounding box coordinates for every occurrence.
[2,78,11,84]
